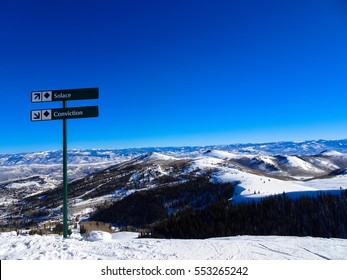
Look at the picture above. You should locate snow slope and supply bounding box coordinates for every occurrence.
[215,169,317,202]
[0,231,346,260]
[187,153,347,202]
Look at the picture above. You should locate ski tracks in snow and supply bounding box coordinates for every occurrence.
[1,232,347,260]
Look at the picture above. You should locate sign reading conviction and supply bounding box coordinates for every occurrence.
[31,106,99,121]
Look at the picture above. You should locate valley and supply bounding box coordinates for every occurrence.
[1,139,347,238]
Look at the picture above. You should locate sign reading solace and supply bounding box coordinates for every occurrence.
[31,87,99,103]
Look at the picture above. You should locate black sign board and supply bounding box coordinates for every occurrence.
[31,87,99,102]
[31,106,99,121]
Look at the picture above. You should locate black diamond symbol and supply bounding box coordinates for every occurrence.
[44,92,51,99]
[44,111,50,118]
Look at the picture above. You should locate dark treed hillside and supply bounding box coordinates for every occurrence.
[151,190,347,239]
[90,176,235,228]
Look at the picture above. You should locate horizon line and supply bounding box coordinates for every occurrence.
[1,137,347,155]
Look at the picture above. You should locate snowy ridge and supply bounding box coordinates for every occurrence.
[2,144,347,223]
[1,139,347,239]
[319,150,345,157]
[285,156,321,172]
[134,152,178,162]
[2,139,347,166]
[181,148,347,203]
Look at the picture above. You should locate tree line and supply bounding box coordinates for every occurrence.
[90,176,235,228]
[151,190,347,239]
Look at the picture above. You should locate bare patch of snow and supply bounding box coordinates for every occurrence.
[88,231,112,242]
[286,156,322,172]
[320,150,344,157]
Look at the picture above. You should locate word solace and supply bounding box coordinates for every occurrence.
[31,87,99,102]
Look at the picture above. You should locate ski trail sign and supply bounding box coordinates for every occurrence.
[31,87,99,102]
[30,87,99,238]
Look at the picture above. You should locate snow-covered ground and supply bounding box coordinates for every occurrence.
[1,231,346,260]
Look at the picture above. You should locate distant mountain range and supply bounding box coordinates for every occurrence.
[1,139,347,166]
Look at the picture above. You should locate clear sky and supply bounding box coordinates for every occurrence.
[1,0,347,154]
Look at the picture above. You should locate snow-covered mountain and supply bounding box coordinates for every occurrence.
[2,139,347,182]
[2,139,347,166]
[1,139,347,237]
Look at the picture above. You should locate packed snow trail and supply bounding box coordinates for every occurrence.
[1,231,346,260]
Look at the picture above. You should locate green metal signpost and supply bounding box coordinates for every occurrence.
[31,87,99,238]
[62,100,68,238]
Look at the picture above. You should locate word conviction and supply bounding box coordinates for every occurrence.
[31,106,99,121]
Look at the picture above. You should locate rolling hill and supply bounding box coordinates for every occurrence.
[1,139,347,238]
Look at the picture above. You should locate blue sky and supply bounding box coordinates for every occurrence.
[1,0,347,153]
